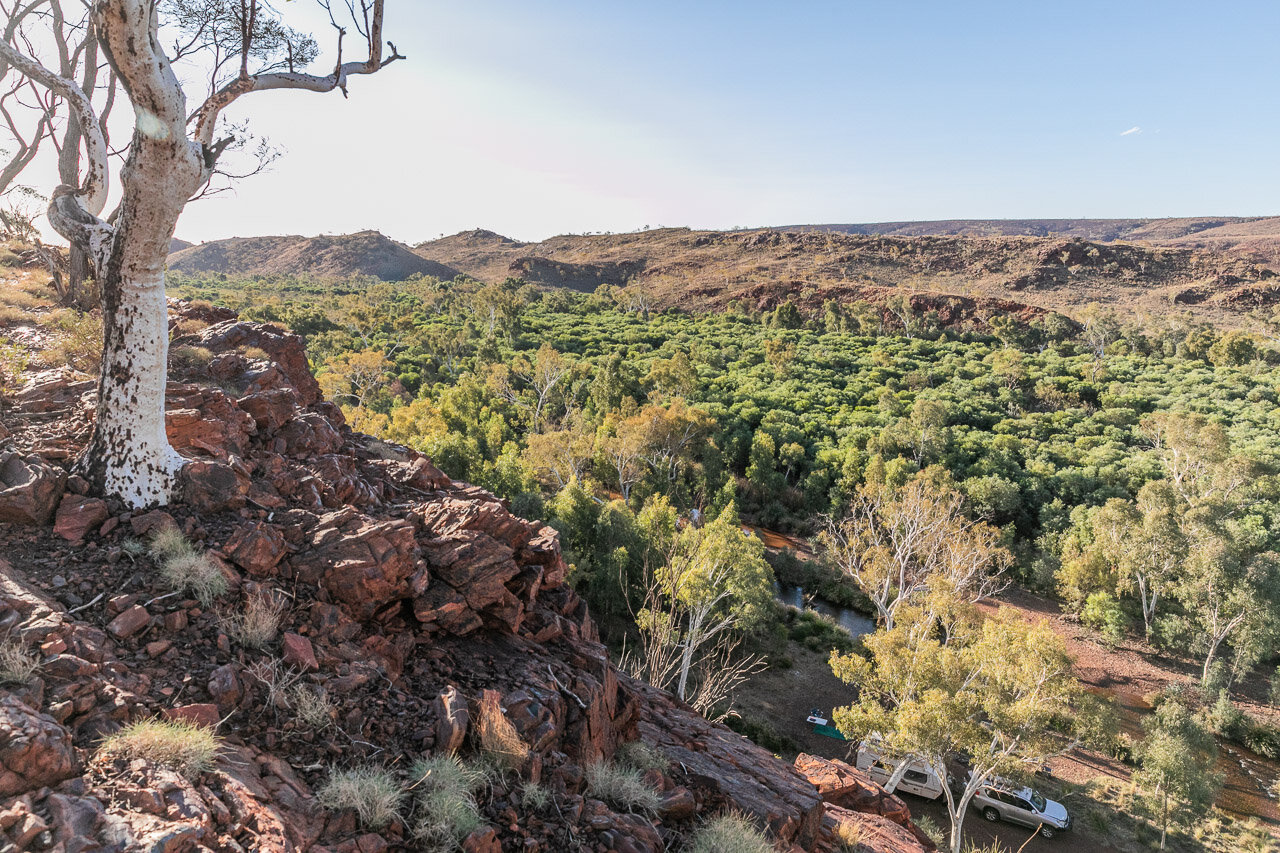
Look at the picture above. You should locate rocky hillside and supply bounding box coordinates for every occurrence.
[168,231,459,282]
[0,303,935,852]
[413,226,1280,328]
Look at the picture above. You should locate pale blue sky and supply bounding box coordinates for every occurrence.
[23,1,1280,243]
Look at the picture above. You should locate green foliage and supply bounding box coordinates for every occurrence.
[723,714,800,755]
[1135,697,1222,848]
[409,754,489,847]
[1080,591,1128,645]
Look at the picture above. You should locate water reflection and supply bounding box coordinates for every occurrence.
[775,582,876,638]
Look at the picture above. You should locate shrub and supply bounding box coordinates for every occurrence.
[98,719,220,776]
[520,781,551,812]
[149,526,192,560]
[317,766,403,830]
[0,636,39,684]
[684,813,775,853]
[583,761,661,814]
[222,591,284,649]
[724,714,799,755]
[44,310,102,375]
[913,815,945,847]
[245,658,304,711]
[1080,591,1127,645]
[832,817,866,852]
[0,341,28,393]
[160,551,227,607]
[1204,690,1247,740]
[409,755,488,849]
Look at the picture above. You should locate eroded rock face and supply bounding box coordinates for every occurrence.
[0,452,66,525]
[165,385,257,460]
[305,511,424,621]
[194,320,323,406]
[794,753,936,850]
[0,696,76,796]
[178,459,251,513]
[823,805,932,853]
[634,680,824,847]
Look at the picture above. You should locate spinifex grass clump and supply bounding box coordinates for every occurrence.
[409,754,491,848]
[583,760,662,814]
[98,719,221,777]
[684,812,776,853]
[317,766,404,831]
[150,527,227,607]
[221,590,283,649]
[0,636,39,684]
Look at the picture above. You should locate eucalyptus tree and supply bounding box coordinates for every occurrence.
[0,0,402,506]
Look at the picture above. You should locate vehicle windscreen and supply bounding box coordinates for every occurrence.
[1030,791,1047,812]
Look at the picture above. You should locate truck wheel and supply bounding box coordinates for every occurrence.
[983,807,1000,823]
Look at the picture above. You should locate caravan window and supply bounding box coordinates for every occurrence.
[904,770,929,785]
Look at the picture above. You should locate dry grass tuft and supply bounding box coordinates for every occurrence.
[170,345,215,372]
[291,685,335,729]
[583,761,661,814]
[98,718,220,776]
[317,766,404,831]
[474,691,530,772]
[222,591,283,649]
[684,812,776,853]
[160,551,227,607]
[615,740,668,773]
[0,636,39,684]
[149,526,192,560]
[43,310,101,375]
[409,754,490,849]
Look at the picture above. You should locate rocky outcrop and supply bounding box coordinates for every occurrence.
[794,753,937,851]
[0,452,66,525]
[0,313,936,853]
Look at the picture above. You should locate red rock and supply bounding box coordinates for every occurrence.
[145,640,172,657]
[0,452,67,525]
[164,610,189,632]
[207,663,244,711]
[282,633,318,672]
[278,412,343,457]
[307,514,424,621]
[165,385,256,460]
[823,804,932,853]
[178,459,250,512]
[659,786,695,820]
[461,826,500,853]
[164,703,220,728]
[355,833,388,853]
[195,320,323,405]
[223,522,288,577]
[793,753,913,827]
[238,388,301,433]
[53,495,110,541]
[130,509,178,537]
[413,585,483,636]
[106,605,151,639]
[0,696,75,796]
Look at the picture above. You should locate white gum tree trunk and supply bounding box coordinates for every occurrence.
[2,0,401,507]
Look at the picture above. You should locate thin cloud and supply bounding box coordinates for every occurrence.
[1120,126,1142,136]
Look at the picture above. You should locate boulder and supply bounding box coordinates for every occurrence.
[52,495,110,541]
[194,320,323,405]
[178,459,250,512]
[0,696,75,796]
[130,509,178,537]
[238,388,301,433]
[0,452,66,525]
[793,753,913,826]
[823,804,932,853]
[107,605,151,640]
[165,385,256,460]
[223,523,288,577]
[306,514,424,621]
[278,412,343,458]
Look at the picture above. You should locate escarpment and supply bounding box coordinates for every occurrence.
[0,302,932,853]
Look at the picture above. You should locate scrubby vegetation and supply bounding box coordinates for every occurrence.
[98,718,221,776]
[316,766,404,831]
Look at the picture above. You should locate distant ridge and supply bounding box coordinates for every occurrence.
[167,230,459,281]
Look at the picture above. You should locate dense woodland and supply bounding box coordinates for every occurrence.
[170,270,1280,688]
